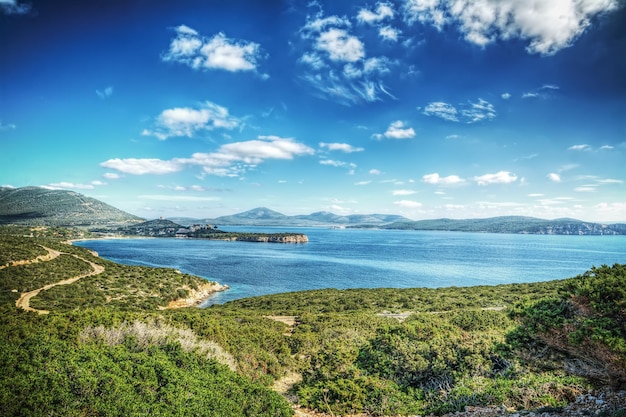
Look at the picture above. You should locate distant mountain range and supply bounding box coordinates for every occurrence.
[0,187,142,227]
[1,187,624,235]
[379,216,626,235]
[169,207,411,227]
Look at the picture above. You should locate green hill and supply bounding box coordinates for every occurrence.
[0,186,143,227]
[382,215,626,235]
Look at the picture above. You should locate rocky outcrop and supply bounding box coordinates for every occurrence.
[161,282,229,309]
[236,234,309,243]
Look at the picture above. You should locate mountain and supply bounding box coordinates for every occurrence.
[380,216,626,235]
[0,187,143,227]
[195,207,413,226]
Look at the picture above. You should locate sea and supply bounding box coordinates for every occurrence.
[74,227,626,306]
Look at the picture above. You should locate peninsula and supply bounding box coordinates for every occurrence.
[106,219,309,243]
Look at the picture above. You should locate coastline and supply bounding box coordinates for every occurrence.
[159,282,229,310]
[67,236,229,309]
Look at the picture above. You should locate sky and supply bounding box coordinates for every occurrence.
[1,0,625,222]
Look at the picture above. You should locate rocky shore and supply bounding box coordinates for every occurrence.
[160,282,229,309]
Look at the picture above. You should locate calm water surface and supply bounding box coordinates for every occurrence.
[74,227,626,305]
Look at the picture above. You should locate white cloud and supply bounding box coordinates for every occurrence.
[474,171,518,185]
[298,9,395,105]
[547,172,561,182]
[423,98,495,123]
[355,180,372,185]
[316,28,365,62]
[423,101,458,121]
[0,0,30,14]
[101,137,314,177]
[96,86,113,99]
[162,25,265,73]
[522,92,539,99]
[574,186,596,192]
[393,189,416,196]
[422,173,465,185]
[47,181,106,190]
[600,145,614,150]
[182,136,315,177]
[403,0,619,55]
[379,26,400,41]
[568,144,591,151]
[100,158,183,175]
[461,98,496,122]
[143,101,241,140]
[319,142,364,152]
[378,120,415,139]
[394,200,423,208]
[357,2,394,24]
[369,169,381,175]
[103,172,122,180]
[501,92,511,99]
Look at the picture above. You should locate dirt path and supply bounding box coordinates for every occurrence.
[0,245,63,270]
[15,247,105,314]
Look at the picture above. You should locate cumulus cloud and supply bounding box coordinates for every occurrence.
[320,142,364,152]
[394,200,422,208]
[474,171,518,185]
[162,25,265,74]
[402,0,619,55]
[102,136,314,178]
[422,173,465,185]
[374,120,415,139]
[142,101,241,140]
[357,2,394,24]
[379,26,401,41]
[423,98,495,123]
[103,172,122,180]
[96,86,113,99]
[501,92,511,99]
[298,9,395,105]
[369,169,381,175]
[547,172,561,182]
[316,28,365,62]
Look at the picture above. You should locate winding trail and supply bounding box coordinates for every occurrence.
[15,246,105,314]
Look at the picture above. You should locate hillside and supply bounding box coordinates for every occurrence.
[381,216,626,235]
[1,227,625,416]
[0,187,143,227]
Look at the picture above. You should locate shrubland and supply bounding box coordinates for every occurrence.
[0,226,624,416]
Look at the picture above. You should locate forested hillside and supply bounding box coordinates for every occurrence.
[1,226,624,416]
[0,187,142,227]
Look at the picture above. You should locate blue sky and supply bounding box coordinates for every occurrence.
[1,0,625,222]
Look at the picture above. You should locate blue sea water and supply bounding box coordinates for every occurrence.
[74,227,626,306]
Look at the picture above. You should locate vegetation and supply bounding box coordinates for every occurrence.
[379,216,626,235]
[0,227,624,416]
[0,187,142,227]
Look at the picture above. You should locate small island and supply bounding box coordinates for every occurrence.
[100,218,309,243]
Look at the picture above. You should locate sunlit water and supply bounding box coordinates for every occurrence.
[74,227,626,306]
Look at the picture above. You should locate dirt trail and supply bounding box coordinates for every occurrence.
[0,245,63,269]
[15,247,105,314]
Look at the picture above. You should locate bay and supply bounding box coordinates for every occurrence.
[74,227,626,306]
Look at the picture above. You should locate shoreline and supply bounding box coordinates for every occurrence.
[67,236,230,309]
[159,282,229,310]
